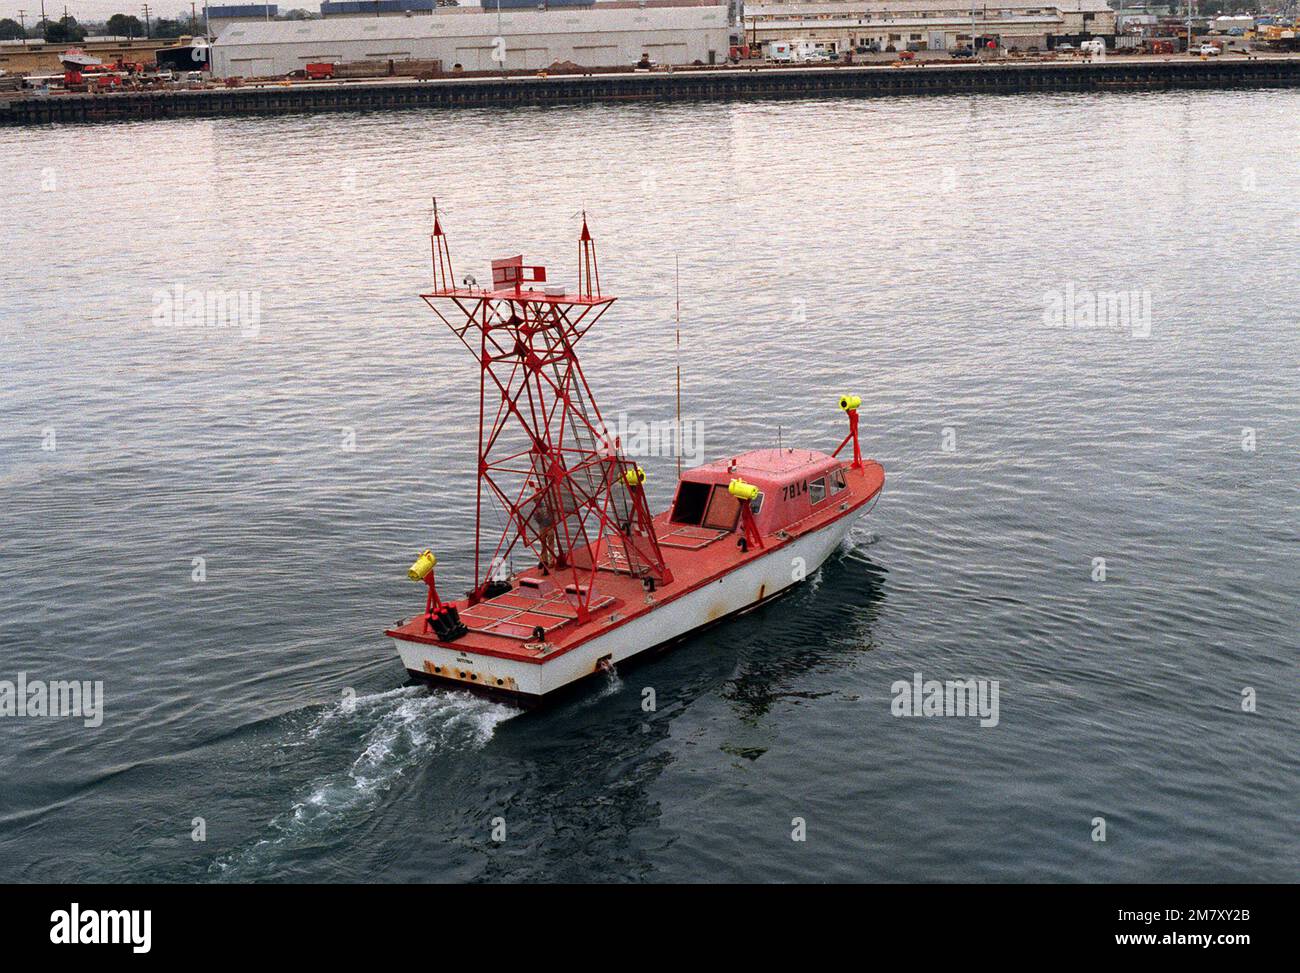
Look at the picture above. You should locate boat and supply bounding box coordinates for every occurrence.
[58,48,104,70]
[383,209,885,704]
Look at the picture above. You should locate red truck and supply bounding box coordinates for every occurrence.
[305,63,336,80]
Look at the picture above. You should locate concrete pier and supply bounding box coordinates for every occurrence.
[3,56,1298,127]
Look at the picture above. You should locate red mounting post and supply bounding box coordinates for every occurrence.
[422,571,448,634]
[738,500,764,551]
[832,395,864,470]
[847,409,862,469]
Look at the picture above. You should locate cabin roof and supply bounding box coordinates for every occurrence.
[686,448,840,487]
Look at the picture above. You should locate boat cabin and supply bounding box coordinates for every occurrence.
[668,448,849,538]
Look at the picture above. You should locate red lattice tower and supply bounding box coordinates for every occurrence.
[421,205,671,622]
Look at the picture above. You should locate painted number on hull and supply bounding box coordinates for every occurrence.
[782,480,808,501]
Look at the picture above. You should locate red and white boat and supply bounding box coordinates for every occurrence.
[384,210,884,704]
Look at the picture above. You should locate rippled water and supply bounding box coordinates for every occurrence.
[1,91,1297,882]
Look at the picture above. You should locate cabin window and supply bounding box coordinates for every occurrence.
[830,469,846,494]
[670,481,711,525]
[809,477,827,505]
[702,486,741,531]
[750,491,765,515]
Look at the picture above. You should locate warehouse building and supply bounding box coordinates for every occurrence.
[0,35,183,74]
[740,0,1117,53]
[211,3,729,76]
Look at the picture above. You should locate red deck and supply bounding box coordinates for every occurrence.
[386,453,884,665]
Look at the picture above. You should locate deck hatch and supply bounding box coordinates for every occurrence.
[670,480,711,525]
[657,524,728,550]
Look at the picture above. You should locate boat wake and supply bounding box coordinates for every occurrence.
[209,686,514,880]
[595,665,624,698]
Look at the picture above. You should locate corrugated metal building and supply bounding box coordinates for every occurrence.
[211,4,730,75]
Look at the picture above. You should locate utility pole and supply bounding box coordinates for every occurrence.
[495,0,505,79]
[17,9,26,43]
[191,1,197,34]
[142,3,151,38]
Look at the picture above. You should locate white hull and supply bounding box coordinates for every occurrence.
[393,505,863,700]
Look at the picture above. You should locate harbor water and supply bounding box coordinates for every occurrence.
[1,90,1296,882]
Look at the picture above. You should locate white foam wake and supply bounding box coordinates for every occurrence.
[211,687,514,879]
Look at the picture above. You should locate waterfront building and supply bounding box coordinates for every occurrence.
[211,2,730,75]
[0,36,180,74]
[312,0,721,17]
[739,0,1117,53]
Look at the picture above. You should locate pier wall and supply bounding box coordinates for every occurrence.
[3,58,1299,126]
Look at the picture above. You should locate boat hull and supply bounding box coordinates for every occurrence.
[393,502,864,703]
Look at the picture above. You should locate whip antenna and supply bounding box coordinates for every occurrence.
[675,254,682,479]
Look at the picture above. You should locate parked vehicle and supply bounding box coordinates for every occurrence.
[790,40,834,62]
[767,41,794,63]
[1196,42,1222,56]
[950,47,975,58]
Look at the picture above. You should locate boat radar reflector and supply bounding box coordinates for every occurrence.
[839,394,862,412]
[408,550,436,582]
[728,478,759,502]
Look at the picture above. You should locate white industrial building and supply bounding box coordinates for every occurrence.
[211,4,731,76]
[741,0,1117,53]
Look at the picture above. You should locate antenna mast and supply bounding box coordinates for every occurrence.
[430,198,455,292]
[419,213,671,623]
[675,253,682,479]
